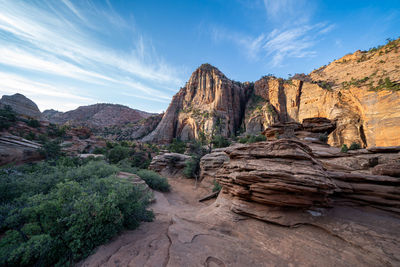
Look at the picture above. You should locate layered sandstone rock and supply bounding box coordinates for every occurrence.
[149,153,191,178]
[215,139,400,225]
[0,93,42,119]
[0,134,43,165]
[199,149,229,183]
[143,64,249,143]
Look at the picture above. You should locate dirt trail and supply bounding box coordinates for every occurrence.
[79,178,400,267]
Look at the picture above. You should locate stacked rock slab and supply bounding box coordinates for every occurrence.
[149,153,191,178]
[215,139,400,225]
[216,140,337,208]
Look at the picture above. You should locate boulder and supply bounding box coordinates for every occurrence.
[149,153,191,178]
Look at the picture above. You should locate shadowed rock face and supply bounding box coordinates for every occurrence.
[0,93,42,119]
[143,64,250,143]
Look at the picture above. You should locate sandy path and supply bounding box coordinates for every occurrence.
[78,177,400,267]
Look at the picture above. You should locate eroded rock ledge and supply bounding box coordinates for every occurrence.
[215,139,400,226]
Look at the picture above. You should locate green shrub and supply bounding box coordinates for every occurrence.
[341,144,349,153]
[46,124,66,138]
[93,146,106,154]
[168,138,186,153]
[212,180,222,192]
[0,160,153,266]
[211,135,230,148]
[238,134,266,144]
[183,155,201,179]
[349,142,361,150]
[107,145,130,164]
[0,105,17,131]
[27,119,40,128]
[38,140,63,160]
[136,169,170,192]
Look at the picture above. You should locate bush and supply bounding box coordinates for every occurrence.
[168,138,186,153]
[38,140,63,160]
[341,144,349,153]
[183,155,201,179]
[0,160,153,266]
[27,119,40,128]
[212,180,222,192]
[0,106,17,131]
[107,145,130,164]
[349,142,361,150]
[93,146,106,154]
[211,135,230,148]
[136,169,170,192]
[238,134,266,144]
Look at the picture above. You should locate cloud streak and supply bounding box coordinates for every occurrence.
[0,0,182,111]
[212,0,333,67]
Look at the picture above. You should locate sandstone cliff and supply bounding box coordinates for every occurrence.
[0,93,42,120]
[143,38,400,147]
[143,64,250,143]
[243,38,400,147]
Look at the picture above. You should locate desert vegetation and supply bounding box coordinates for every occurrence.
[0,158,154,266]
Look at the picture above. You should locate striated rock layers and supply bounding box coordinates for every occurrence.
[143,64,250,143]
[143,39,400,147]
[215,139,400,226]
[0,93,42,120]
[149,153,191,178]
[0,134,43,165]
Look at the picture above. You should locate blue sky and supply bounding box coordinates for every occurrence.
[0,0,399,112]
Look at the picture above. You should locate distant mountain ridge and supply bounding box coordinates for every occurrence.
[43,103,155,128]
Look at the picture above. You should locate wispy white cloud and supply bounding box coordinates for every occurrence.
[0,0,182,111]
[0,72,96,111]
[211,0,333,67]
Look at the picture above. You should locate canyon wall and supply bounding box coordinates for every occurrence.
[144,39,400,147]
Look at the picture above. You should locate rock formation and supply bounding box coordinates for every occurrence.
[43,103,161,140]
[43,103,153,128]
[215,139,400,225]
[142,38,400,148]
[143,64,250,143]
[0,134,43,165]
[243,39,400,147]
[149,153,191,178]
[0,93,42,120]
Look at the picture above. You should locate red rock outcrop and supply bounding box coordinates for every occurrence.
[143,64,250,143]
[0,134,43,165]
[215,139,400,225]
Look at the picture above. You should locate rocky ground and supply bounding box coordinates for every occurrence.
[79,174,400,267]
